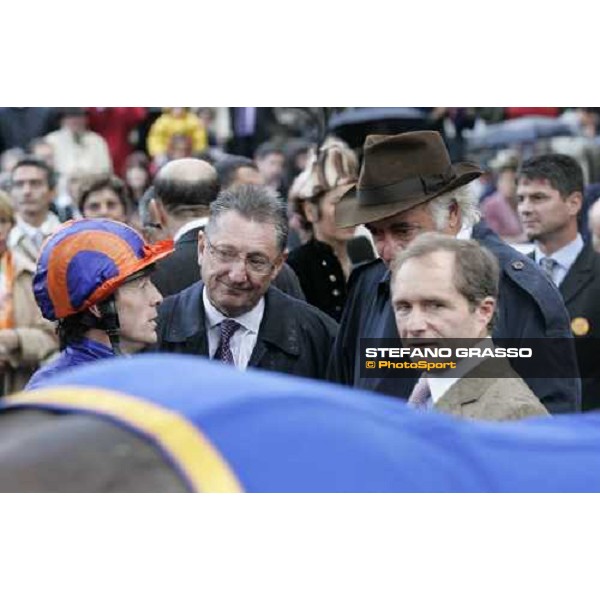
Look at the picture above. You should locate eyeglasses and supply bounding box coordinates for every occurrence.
[205,238,276,275]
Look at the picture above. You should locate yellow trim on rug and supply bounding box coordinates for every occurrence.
[7,386,243,493]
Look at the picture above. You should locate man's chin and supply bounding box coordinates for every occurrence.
[211,295,251,318]
[405,339,441,349]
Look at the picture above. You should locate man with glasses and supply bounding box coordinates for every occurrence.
[328,131,580,414]
[149,157,305,300]
[157,184,338,380]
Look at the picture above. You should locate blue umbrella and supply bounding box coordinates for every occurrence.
[467,116,577,151]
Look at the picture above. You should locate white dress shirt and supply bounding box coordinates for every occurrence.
[173,218,209,243]
[202,287,264,370]
[427,337,494,405]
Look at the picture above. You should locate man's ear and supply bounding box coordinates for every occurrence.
[88,304,102,319]
[197,230,206,266]
[567,191,583,217]
[149,198,169,231]
[447,199,461,232]
[478,297,496,331]
[270,250,287,282]
[303,201,318,224]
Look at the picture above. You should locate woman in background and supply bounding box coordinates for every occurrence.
[287,139,360,322]
[77,175,131,224]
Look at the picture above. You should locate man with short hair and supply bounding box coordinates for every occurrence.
[328,131,580,414]
[215,155,264,189]
[150,158,304,300]
[157,184,337,380]
[254,142,285,193]
[391,233,547,420]
[517,153,600,410]
[9,156,61,262]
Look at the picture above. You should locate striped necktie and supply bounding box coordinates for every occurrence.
[539,257,558,285]
[214,319,241,365]
[408,376,432,410]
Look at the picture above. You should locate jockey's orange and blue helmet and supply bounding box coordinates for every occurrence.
[33,219,174,321]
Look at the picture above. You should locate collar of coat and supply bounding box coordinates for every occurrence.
[159,282,302,357]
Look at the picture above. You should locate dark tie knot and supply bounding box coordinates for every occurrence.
[219,319,240,343]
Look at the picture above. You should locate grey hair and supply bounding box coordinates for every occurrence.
[428,184,481,231]
[206,184,289,253]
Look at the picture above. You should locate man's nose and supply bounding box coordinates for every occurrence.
[149,282,163,306]
[517,197,531,215]
[405,307,428,336]
[378,235,401,265]
[228,259,250,282]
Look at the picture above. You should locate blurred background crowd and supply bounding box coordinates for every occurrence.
[3,107,600,249]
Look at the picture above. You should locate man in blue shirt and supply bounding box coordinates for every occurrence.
[518,153,600,410]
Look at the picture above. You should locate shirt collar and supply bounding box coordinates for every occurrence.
[174,218,209,243]
[16,213,60,238]
[69,336,115,358]
[425,336,492,404]
[202,286,264,334]
[456,225,473,240]
[534,234,584,272]
[428,373,458,404]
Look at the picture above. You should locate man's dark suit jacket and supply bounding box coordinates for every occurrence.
[531,243,600,411]
[327,222,581,414]
[151,227,305,301]
[157,282,338,381]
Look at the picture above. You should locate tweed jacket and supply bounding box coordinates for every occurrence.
[434,359,549,421]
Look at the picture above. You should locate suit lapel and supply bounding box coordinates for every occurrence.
[434,358,515,413]
[248,288,301,367]
[559,244,594,305]
[435,377,491,412]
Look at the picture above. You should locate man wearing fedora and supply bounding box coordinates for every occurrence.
[328,131,580,414]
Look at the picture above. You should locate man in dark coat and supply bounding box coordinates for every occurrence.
[157,184,337,380]
[518,153,600,411]
[328,131,581,414]
[149,158,304,300]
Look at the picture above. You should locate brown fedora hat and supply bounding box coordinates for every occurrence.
[335,131,483,228]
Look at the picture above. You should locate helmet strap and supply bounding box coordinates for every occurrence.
[97,297,122,356]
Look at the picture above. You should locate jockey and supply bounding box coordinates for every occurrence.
[25,219,173,390]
